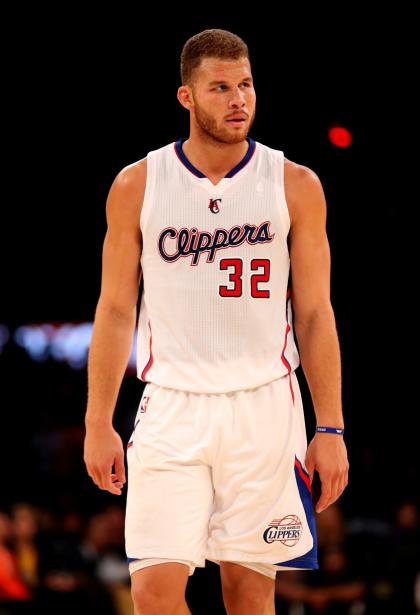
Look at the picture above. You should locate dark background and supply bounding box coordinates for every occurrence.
[1,9,418,615]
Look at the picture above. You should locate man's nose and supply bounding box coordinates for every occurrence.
[228,87,246,108]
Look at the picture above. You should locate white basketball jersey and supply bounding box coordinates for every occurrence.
[136,137,300,393]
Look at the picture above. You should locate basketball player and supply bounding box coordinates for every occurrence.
[84,29,349,615]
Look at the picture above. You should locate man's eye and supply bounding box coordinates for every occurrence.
[212,83,251,91]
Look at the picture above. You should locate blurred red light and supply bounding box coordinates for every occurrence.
[328,126,352,148]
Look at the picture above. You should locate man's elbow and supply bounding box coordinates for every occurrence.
[293,304,336,334]
[95,297,137,324]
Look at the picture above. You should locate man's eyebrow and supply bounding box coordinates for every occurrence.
[208,77,253,86]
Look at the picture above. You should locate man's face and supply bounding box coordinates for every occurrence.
[188,56,256,144]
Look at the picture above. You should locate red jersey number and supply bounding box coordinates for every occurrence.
[219,258,270,298]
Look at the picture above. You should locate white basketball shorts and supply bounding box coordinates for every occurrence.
[125,370,318,580]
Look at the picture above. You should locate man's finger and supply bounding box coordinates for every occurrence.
[104,474,122,494]
[89,468,101,488]
[339,472,348,496]
[306,459,315,484]
[111,473,124,487]
[114,454,126,484]
[88,462,121,494]
[98,463,121,494]
[316,475,332,513]
[329,476,341,506]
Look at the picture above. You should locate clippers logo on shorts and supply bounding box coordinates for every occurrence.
[263,515,302,546]
[209,198,222,213]
[140,395,150,413]
[158,221,275,266]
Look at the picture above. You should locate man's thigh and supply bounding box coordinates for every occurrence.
[207,373,318,570]
[125,383,214,567]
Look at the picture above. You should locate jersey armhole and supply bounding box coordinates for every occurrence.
[275,150,291,235]
[140,150,157,233]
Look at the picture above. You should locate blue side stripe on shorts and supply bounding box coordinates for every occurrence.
[275,458,319,569]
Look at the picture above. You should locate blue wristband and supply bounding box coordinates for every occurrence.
[316,426,345,435]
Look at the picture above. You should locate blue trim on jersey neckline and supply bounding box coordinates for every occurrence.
[175,137,256,179]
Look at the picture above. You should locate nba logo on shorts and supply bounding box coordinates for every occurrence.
[263,515,302,546]
[140,395,150,413]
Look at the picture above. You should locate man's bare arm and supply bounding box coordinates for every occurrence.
[84,159,146,495]
[285,160,349,513]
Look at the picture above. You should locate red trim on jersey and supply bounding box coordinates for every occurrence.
[281,323,292,373]
[141,320,154,381]
[288,372,295,404]
[127,441,133,449]
[295,457,312,493]
[281,287,295,403]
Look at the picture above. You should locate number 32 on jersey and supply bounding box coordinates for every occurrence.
[219,258,271,298]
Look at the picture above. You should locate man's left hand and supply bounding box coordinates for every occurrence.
[305,433,349,513]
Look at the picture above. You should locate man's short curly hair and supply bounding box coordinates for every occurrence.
[180,29,249,86]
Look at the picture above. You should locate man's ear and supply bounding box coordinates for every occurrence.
[177,85,194,110]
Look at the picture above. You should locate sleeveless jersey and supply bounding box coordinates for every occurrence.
[136,137,300,393]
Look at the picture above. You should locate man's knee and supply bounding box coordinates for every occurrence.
[131,562,189,615]
[220,562,275,613]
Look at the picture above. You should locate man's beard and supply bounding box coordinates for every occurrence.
[193,100,256,145]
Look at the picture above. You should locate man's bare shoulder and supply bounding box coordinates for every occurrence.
[109,157,147,205]
[284,157,323,196]
[106,157,147,227]
[284,157,326,225]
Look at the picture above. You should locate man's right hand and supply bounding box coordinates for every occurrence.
[84,422,126,495]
